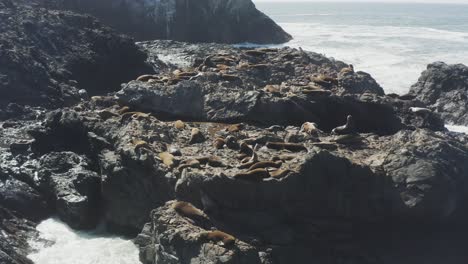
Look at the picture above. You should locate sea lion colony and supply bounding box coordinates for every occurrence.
[2,39,464,264]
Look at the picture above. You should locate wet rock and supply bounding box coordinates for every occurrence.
[37,152,101,229]
[410,62,468,126]
[136,201,261,264]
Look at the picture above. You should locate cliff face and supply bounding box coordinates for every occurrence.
[44,0,292,44]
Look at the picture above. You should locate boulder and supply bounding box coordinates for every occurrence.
[410,62,468,126]
[36,152,101,229]
[0,0,151,108]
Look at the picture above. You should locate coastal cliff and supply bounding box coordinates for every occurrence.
[41,0,292,44]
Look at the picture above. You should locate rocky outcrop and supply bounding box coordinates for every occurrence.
[119,41,444,135]
[410,62,468,126]
[0,24,466,264]
[43,0,292,44]
[0,0,151,109]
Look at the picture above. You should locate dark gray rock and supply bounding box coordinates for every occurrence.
[0,206,37,264]
[117,42,447,135]
[37,152,101,229]
[0,0,151,108]
[43,0,292,44]
[410,62,468,126]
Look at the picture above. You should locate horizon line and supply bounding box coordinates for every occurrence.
[254,0,468,4]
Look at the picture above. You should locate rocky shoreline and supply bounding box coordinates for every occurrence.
[1,1,468,264]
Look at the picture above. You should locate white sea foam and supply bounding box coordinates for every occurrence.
[28,218,141,264]
[279,22,468,94]
[446,125,468,134]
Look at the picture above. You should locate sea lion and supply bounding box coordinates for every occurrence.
[239,152,258,169]
[410,107,432,115]
[172,201,209,226]
[197,156,225,167]
[159,152,175,167]
[220,74,241,82]
[270,169,292,179]
[174,120,186,130]
[244,50,266,57]
[331,115,356,135]
[240,142,254,155]
[248,161,282,171]
[167,146,182,156]
[311,74,338,88]
[339,64,354,75]
[213,138,226,149]
[248,64,270,70]
[216,64,230,71]
[234,168,270,182]
[264,85,281,95]
[136,74,158,82]
[117,106,131,115]
[120,112,151,122]
[200,230,236,247]
[266,142,307,152]
[227,124,243,133]
[300,122,319,135]
[132,139,150,151]
[225,136,239,149]
[189,128,205,144]
[178,159,201,171]
[332,134,363,145]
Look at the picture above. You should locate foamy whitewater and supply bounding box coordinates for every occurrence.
[28,218,140,264]
[256,2,468,95]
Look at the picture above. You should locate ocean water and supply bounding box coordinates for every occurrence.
[28,219,141,264]
[255,2,468,95]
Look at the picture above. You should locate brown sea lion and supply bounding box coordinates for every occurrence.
[234,168,270,181]
[270,169,293,179]
[213,138,226,149]
[174,120,186,130]
[227,123,243,133]
[200,230,236,247]
[248,161,282,171]
[159,152,175,167]
[300,122,319,135]
[240,142,254,155]
[136,74,158,82]
[132,139,150,151]
[189,128,205,144]
[178,159,201,171]
[244,50,266,57]
[239,152,258,169]
[266,142,307,152]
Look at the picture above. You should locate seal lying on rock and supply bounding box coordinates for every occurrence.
[266,142,307,152]
[248,161,282,171]
[172,201,210,227]
[300,122,319,135]
[200,230,236,247]
[332,115,356,135]
[234,168,270,181]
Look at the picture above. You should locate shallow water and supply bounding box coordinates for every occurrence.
[28,218,141,264]
[256,2,468,94]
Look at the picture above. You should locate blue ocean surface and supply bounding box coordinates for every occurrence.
[255,2,468,94]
